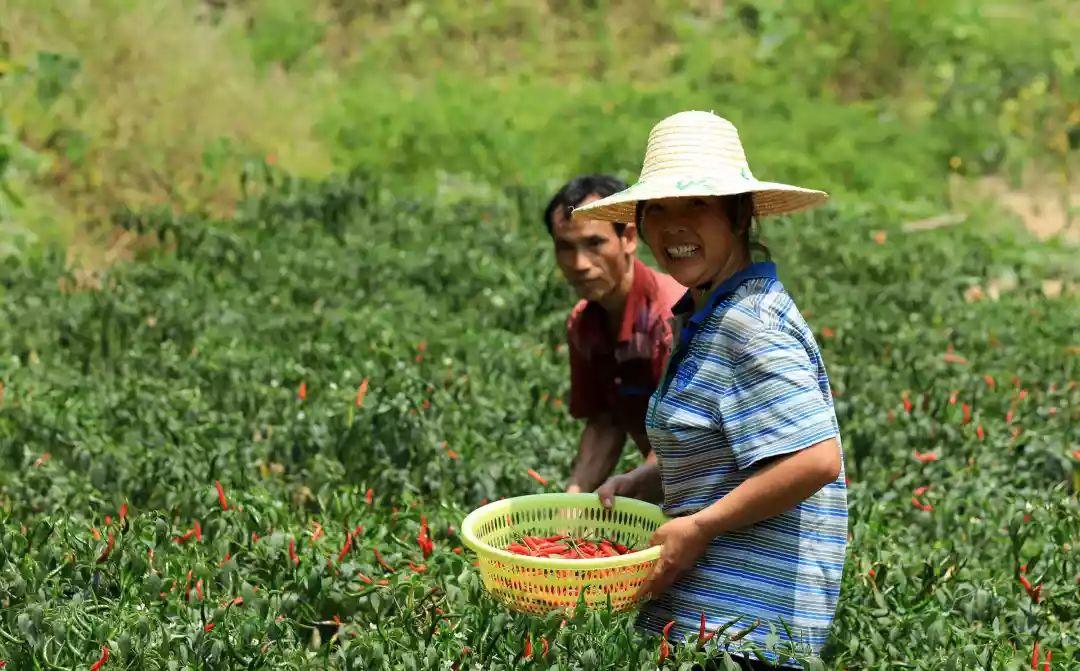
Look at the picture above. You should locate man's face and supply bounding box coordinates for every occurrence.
[551,194,637,303]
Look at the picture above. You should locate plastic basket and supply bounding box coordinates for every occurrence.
[460,493,668,615]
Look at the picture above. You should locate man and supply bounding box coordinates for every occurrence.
[544,175,685,494]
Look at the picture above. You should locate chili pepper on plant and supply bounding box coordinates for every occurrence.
[374,547,396,573]
[336,530,353,563]
[356,378,369,407]
[215,480,229,510]
[90,646,109,670]
[527,468,549,486]
[96,532,115,563]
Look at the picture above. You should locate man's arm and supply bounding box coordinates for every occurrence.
[566,414,627,494]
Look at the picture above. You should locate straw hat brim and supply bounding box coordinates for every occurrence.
[571,174,828,223]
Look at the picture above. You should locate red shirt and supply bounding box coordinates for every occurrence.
[566,258,685,442]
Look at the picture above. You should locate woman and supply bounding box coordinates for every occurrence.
[576,111,846,670]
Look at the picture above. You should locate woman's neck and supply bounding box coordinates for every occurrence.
[691,250,752,310]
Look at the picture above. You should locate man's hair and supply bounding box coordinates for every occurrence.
[543,174,628,235]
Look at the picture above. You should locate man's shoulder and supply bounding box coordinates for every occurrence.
[566,299,591,328]
[566,300,602,346]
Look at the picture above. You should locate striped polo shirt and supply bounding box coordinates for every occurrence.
[637,261,847,667]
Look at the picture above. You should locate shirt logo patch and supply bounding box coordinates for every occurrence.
[671,356,700,393]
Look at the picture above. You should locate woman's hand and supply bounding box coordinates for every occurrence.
[636,515,711,600]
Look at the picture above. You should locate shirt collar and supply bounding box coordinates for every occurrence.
[615,258,653,343]
[674,261,778,343]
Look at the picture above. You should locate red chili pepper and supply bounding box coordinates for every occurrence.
[365,488,374,505]
[526,468,549,486]
[943,350,967,364]
[374,547,396,573]
[193,520,202,542]
[524,635,532,659]
[119,503,127,521]
[337,531,353,564]
[90,645,109,671]
[298,381,307,401]
[252,531,260,543]
[983,374,996,390]
[356,378,369,408]
[203,622,215,632]
[174,529,194,544]
[418,516,433,559]
[913,450,938,463]
[662,620,675,639]
[194,579,204,601]
[1044,650,1052,671]
[697,611,717,646]
[357,572,373,585]
[105,515,112,526]
[902,392,913,414]
[1019,575,1042,602]
[96,532,115,563]
[961,403,971,425]
[948,390,958,405]
[911,497,933,512]
[976,424,984,441]
[1006,408,1014,423]
[657,637,670,664]
[1031,641,1040,669]
[408,562,427,573]
[215,480,228,510]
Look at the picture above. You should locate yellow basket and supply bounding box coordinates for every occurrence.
[461,493,668,615]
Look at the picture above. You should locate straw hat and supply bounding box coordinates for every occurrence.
[572,111,827,223]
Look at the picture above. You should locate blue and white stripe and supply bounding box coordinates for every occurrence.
[637,262,847,667]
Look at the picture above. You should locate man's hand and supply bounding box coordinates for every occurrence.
[636,516,711,600]
[595,473,637,509]
[596,459,664,508]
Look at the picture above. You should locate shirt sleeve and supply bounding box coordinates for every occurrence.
[719,329,838,470]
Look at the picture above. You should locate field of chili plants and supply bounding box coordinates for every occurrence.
[0,167,1078,670]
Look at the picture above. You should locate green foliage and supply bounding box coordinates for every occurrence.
[0,170,1077,668]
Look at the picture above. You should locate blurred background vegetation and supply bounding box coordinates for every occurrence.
[1,0,1077,263]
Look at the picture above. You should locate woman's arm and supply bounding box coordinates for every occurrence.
[636,436,841,599]
[693,436,841,537]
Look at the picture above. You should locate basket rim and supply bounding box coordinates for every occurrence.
[460,493,667,570]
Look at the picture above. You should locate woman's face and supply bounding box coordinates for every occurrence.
[640,196,745,289]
